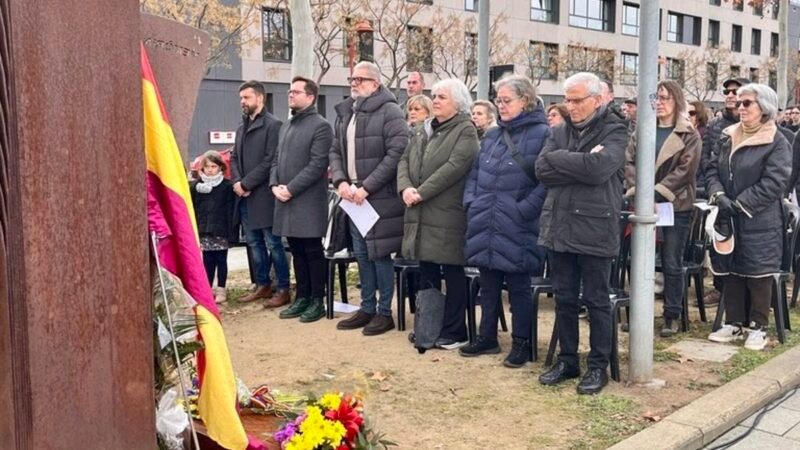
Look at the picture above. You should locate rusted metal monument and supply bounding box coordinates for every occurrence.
[1,2,209,448]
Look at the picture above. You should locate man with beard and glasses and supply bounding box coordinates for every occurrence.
[231,80,291,307]
[330,61,409,336]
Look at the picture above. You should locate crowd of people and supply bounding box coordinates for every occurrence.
[189,61,798,395]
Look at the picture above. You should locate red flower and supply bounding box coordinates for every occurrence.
[325,400,364,444]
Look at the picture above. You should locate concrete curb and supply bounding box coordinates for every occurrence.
[609,344,800,450]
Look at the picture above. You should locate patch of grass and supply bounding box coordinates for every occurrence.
[566,394,645,449]
[653,349,681,362]
[225,287,251,305]
[686,379,719,391]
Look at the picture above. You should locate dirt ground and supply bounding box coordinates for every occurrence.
[220,269,798,449]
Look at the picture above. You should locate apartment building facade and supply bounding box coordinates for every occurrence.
[189,0,790,157]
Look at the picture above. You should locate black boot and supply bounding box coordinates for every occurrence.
[503,337,531,368]
[458,336,501,357]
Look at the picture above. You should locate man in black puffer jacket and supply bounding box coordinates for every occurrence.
[535,72,630,395]
[329,61,409,336]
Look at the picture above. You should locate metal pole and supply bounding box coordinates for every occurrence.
[150,232,201,449]
[777,0,789,107]
[477,0,490,99]
[628,0,659,383]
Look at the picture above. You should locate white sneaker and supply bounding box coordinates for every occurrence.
[744,328,768,351]
[708,324,744,343]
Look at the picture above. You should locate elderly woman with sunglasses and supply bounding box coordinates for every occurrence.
[624,80,701,338]
[706,83,791,351]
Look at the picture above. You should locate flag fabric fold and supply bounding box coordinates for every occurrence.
[142,42,252,450]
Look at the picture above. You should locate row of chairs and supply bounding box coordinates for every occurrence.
[322,201,800,382]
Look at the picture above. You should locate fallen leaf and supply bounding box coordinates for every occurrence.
[379,382,392,392]
[678,357,694,364]
[371,371,389,382]
[321,373,336,380]
[642,411,662,422]
[431,357,442,363]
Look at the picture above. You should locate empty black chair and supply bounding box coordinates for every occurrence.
[325,252,356,319]
[394,258,420,331]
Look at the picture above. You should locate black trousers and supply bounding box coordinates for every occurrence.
[203,249,228,288]
[287,237,326,299]
[478,267,532,342]
[419,261,468,342]
[661,211,692,319]
[724,275,772,328]
[550,251,613,371]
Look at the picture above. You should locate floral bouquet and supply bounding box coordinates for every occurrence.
[273,393,395,450]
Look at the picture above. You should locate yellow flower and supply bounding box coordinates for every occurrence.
[319,393,342,411]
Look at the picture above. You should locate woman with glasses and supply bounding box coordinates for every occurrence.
[398,79,479,350]
[460,74,549,368]
[546,103,568,128]
[706,83,791,351]
[624,80,701,337]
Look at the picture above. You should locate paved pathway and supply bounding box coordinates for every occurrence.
[705,385,800,449]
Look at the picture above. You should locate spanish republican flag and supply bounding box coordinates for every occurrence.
[142,43,252,450]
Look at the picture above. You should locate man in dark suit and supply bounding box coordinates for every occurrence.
[232,80,290,306]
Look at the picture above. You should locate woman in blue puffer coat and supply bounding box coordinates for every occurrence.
[459,74,549,368]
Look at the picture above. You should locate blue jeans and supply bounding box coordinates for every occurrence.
[240,202,290,290]
[349,219,394,316]
[661,211,692,320]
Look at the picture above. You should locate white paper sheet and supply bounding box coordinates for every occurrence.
[656,202,674,227]
[339,197,380,237]
[333,301,360,314]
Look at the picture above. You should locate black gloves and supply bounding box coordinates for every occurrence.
[714,194,739,218]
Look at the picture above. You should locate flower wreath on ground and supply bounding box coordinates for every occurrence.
[272,392,396,450]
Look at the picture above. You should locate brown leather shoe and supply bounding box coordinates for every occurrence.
[263,289,291,308]
[239,285,272,303]
[337,311,374,330]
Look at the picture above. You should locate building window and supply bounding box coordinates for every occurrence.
[622,3,639,36]
[769,70,777,90]
[667,12,701,46]
[317,95,327,119]
[465,33,478,76]
[749,67,759,82]
[706,63,718,91]
[408,0,433,4]
[407,26,433,73]
[531,0,558,24]
[709,0,721,5]
[733,0,743,11]
[528,41,559,80]
[620,52,638,85]
[465,0,477,12]
[666,58,684,84]
[708,20,720,47]
[730,65,741,78]
[343,19,374,66]
[772,3,779,20]
[569,0,615,32]
[731,25,742,52]
[262,8,292,62]
[771,32,779,58]
[751,29,761,55]
[566,45,615,82]
[753,2,763,16]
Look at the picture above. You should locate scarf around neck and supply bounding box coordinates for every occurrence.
[196,172,224,194]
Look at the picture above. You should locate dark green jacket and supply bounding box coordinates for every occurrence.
[397,113,479,265]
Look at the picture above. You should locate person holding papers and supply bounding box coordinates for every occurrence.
[624,80,700,338]
[329,61,409,336]
[398,78,479,350]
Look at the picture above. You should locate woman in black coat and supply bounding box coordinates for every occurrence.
[706,83,791,351]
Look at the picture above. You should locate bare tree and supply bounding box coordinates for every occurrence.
[676,46,733,101]
[362,0,428,90]
[140,0,261,71]
[560,42,615,83]
[519,41,560,87]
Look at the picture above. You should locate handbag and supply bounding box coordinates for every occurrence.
[413,288,446,354]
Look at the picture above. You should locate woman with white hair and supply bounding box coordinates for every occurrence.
[706,83,792,350]
[398,78,480,350]
[460,74,549,367]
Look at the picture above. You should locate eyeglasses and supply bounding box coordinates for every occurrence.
[722,88,738,96]
[688,110,697,116]
[563,95,592,105]
[655,95,672,103]
[287,90,306,96]
[736,99,757,108]
[493,96,520,106]
[347,76,375,85]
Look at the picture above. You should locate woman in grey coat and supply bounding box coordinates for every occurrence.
[398,79,480,349]
[706,83,791,351]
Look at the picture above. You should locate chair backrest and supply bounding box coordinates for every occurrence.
[684,205,711,264]
[782,201,800,272]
